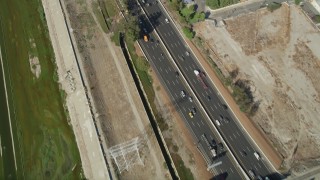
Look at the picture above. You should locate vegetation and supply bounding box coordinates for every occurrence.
[0,0,83,178]
[294,0,302,5]
[267,2,282,12]
[206,0,239,9]
[171,153,194,180]
[314,15,320,23]
[182,26,195,39]
[167,0,206,39]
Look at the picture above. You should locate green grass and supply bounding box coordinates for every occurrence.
[0,0,82,178]
[92,1,109,33]
[171,153,194,180]
[206,0,239,9]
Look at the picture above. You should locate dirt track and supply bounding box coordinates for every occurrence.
[41,0,109,178]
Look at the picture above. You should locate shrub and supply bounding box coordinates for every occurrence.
[267,2,282,12]
[182,26,195,39]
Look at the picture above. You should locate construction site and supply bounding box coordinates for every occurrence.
[194,3,320,175]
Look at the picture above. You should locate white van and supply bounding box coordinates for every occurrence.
[254,152,260,160]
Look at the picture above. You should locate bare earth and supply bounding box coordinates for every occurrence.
[194,4,320,173]
[60,0,170,179]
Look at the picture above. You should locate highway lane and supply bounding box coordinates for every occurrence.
[139,0,276,179]
[137,15,243,179]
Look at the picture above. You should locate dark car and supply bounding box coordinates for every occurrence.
[222,104,228,110]
[191,107,196,115]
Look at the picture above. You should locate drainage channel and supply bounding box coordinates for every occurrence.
[119,33,179,180]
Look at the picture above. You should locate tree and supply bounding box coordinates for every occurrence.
[206,0,220,9]
[190,12,206,23]
[182,26,195,39]
[125,16,140,41]
[180,5,195,21]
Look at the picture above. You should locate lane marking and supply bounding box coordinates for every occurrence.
[197,122,200,127]
[201,120,205,125]
[229,135,233,141]
[172,81,175,86]
[165,69,168,74]
[214,105,217,109]
[210,106,215,112]
[230,168,234,173]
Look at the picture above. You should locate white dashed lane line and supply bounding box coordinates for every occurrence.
[201,120,205,125]
[159,67,163,72]
[191,121,195,127]
[172,81,175,86]
[166,80,170,85]
[230,168,234,174]
[197,122,200,127]
[210,106,215,112]
[182,106,186,112]
[193,79,197,84]
[165,69,168,74]
[214,105,217,109]
[229,135,233,141]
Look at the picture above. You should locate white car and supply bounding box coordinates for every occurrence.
[165,18,169,23]
[254,152,261,160]
[215,120,221,126]
[180,90,186,98]
[188,96,193,102]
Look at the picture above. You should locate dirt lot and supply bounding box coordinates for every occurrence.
[194,4,320,173]
[61,0,170,179]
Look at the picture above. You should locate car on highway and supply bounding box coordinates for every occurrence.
[188,96,193,102]
[219,114,223,121]
[222,104,228,110]
[241,150,247,156]
[188,112,194,118]
[215,119,221,126]
[191,107,196,114]
[254,152,261,160]
[165,18,169,23]
[248,169,255,179]
[185,51,190,56]
[180,90,186,98]
[175,71,179,77]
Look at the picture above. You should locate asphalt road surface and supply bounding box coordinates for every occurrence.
[134,0,279,179]
[138,18,243,180]
[206,0,290,20]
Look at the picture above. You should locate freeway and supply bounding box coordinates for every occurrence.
[136,0,280,179]
[137,15,243,180]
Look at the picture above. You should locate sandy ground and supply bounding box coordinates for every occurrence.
[59,0,170,179]
[194,4,320,173]
[41,0,109,179]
